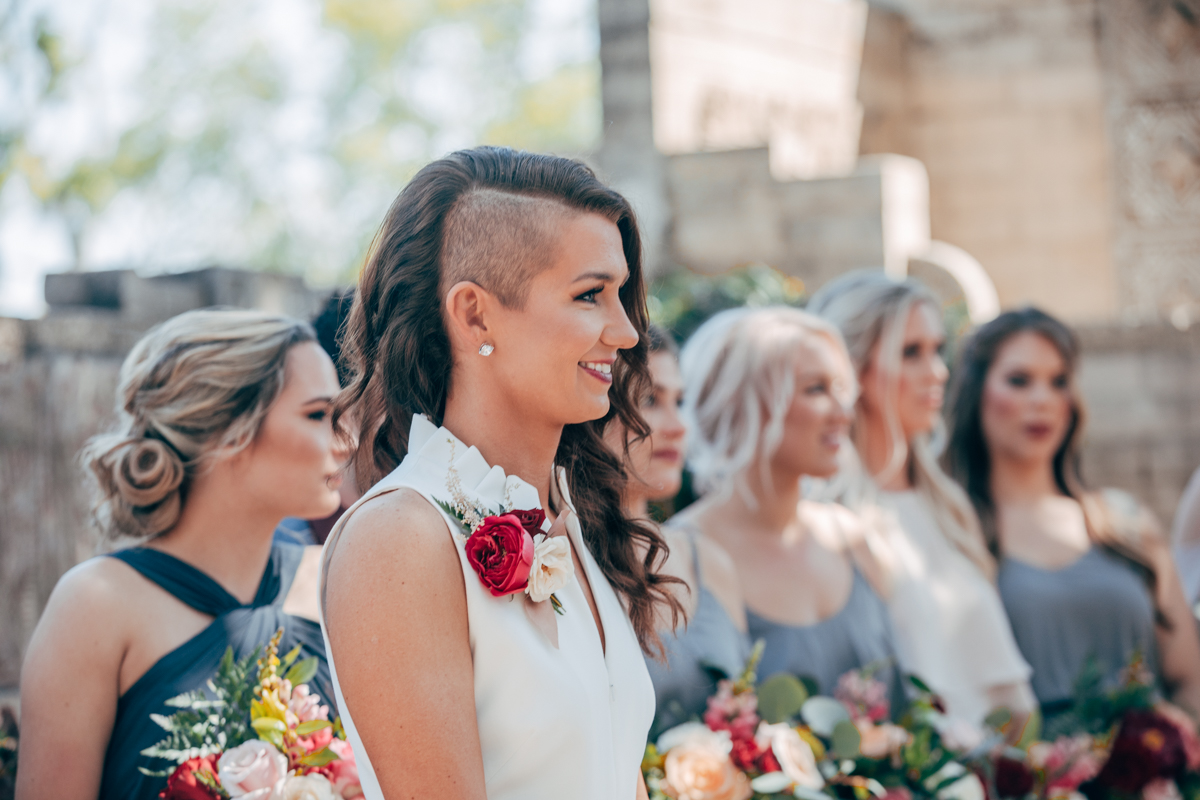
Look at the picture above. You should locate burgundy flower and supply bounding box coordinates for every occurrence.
[158,754,221,800]
[994,756,1035,799]
[511,508,546,536]
[465,514,534,597]
[1096,710,1187,794]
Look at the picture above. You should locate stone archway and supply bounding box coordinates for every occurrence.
[907,240,1000,324]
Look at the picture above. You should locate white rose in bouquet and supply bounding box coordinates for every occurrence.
[527,534,572,602]
[217,740,288,800]
[279,773,338,800]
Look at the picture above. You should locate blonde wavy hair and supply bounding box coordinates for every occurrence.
[82,308,316,545]
[681,306,857,504]
[807,270,995,579]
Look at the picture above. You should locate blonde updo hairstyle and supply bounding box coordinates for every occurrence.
[807,270,995,579]
[681,306,857,505]
[83,309,317,545]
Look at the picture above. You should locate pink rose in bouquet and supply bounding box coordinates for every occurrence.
[217,740,288,799]
[319,738,363,798]
[286,683,330,727]
[1029,734,1104,793]
[835,669,890,723]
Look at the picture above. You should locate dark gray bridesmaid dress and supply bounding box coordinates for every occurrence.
[98,542,332,800]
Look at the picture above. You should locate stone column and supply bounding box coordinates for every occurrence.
[595,0,671,276]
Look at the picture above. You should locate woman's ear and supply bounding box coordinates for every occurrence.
[444,280,499,355]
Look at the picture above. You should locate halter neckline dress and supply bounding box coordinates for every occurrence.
[320,414,655,800]
[99,542,332,800]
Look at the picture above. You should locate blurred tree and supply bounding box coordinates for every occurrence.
[0,0,600,287]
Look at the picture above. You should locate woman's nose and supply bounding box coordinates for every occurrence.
[603,303,640,351]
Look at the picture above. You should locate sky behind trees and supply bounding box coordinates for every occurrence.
[0,0,601,317]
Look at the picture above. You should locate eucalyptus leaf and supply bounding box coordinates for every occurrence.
[299,746,341,767]
[982,708,1011,730]
[758,673,810,724]
[908,675,932,694]
[251,717,286,733]
[283,655,318,687]
[751,772,793,794]
[801,696,851,737]
[831,719,862,759]
[794,784,833,800]
[296,719,332,736]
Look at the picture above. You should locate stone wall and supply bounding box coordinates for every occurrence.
[1076,322,1200,527]
[856,0,1122,323]
[1095,0,1200,326]
[0,268,325,688]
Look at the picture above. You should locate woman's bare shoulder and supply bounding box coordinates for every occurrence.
[27,556,144,661]
[323,488,464,617]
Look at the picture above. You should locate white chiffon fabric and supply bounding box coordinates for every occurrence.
[876,490,1031,725]
[320,414,655,799]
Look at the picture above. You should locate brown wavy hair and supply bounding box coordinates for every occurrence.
[943,307,1166,623]
[333,145,684,655]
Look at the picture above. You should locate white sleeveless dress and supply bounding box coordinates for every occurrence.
[320,414,655,799]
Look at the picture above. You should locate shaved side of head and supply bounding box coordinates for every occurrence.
[440,188,578,308]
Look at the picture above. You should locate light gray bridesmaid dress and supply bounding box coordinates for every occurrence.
[747,567,904,705]
[998,547,1158,710]
[645,531,751,738]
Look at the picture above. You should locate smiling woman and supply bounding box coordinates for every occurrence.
[16,309,348,800]
[320,146,683,800]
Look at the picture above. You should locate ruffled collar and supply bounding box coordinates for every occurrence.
[407,413,577,524]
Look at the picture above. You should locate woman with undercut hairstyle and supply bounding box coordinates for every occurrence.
[809,271,1035,728]
[943,308,1200,719]
[320,146,683,800]
[18,309,346,800]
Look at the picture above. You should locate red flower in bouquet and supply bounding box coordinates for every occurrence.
[994,756,1035,799]
[1096,710,1187,794]
[511,508,546,536]
[464,514,535,597]
[159,754,221,800]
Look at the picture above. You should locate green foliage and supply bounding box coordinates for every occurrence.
[0,706,17,800]
[3,0,601,283]
[758,674,810,725]
[1042,656,1156,741]
[649,263,807,343]
[138,646,261,775]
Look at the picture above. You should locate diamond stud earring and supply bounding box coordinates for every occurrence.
[478,343,494,357]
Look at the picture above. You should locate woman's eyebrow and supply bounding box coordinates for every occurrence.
[302,395,335,405]
[572,268,629,284]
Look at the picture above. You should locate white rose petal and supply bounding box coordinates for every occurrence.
[279,774,338,800]
[757,722,824,789]
[526,535,573,603]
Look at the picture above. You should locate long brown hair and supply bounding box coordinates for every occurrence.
[943,308,1165,620]
[334,145,683,655]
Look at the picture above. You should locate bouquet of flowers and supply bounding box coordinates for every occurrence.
[643,646,984,800]
[981,656,1200,800]
[141,629,361,800]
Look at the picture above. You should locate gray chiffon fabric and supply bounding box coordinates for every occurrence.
[998,547,1158,707]
[747,568,903,703]
[645,533,750,738]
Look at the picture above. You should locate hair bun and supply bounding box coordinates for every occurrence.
[112,438,184,506]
